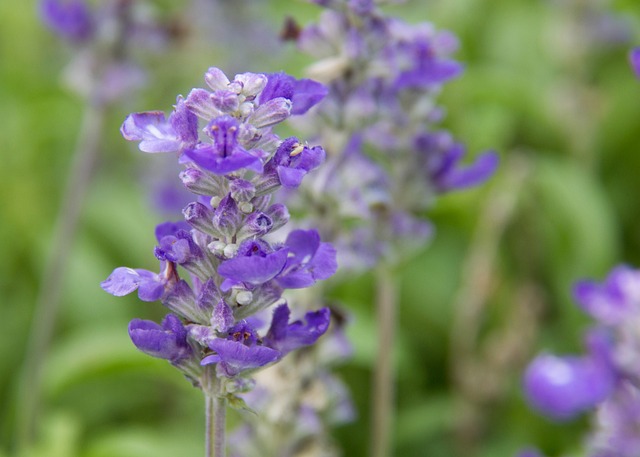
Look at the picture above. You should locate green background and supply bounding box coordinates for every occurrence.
[1,0,639,455]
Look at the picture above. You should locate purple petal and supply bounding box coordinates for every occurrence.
[276,271,316,289]
[291,79,329,115]
[218,248,289,285]
[265,305,331,355]
[573,266,640,325]
[101,267,142,297]
[120,112,181,153]
[286,230,321,262]
[259,73,295,105]
[137,276,165,301]
[204,339,280,376]
[630,48,640,79]
[277,166,306,188]
[155,220,189,242]
[309,242,338,280]
[395,59,463,89]
[438,150,499,190]
[260,74,327,115]
[181,144,263,175]
[524,353,615,420]
[128,315,191,363]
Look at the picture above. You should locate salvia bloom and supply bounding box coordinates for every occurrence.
[522,265,640,457]
[102,67,336,401]
[287,0,498,269]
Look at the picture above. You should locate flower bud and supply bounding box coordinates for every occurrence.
[212,194,242,240]
[183,202,215,236]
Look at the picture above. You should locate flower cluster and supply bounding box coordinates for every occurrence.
[39,0,180,104]
[523,266,640,457]
[101,67,336,396]
[288,0,498,269]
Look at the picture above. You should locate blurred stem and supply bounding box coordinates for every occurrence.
[370,263,398,457]
[449,154,531,455]
[15,97,106,451]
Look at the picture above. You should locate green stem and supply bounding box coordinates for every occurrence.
[214,396,227,457]
[204,371,226,457]
[15,98,106,451]
[370,264,398,457]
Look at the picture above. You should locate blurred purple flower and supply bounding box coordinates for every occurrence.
[573,265,640,325]
[524,351,615,420]
[630,48,640,79]
[39,0,94,43]
[414,132,499,191]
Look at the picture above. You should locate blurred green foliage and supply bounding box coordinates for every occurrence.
[2,0,640,456]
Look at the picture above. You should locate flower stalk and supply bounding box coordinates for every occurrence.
[371,263,398,457]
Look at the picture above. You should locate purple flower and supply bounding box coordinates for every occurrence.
[128,314,192,364]
[393,37,463,90]
[120,98,198,154]
[39,0,94,43]
[260,72,328,115]
[264,304,331,356]
[218,240,289,287]
[264,137,325,188]
[201,323,280,377]
[181,116,262,174]
[523,352,615,420]
[154,223,202,265]
[574,265,640,325]
[101,261,178,302]
[630,48,640,79]
[414,132,499,191]
[278,230,337,289]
